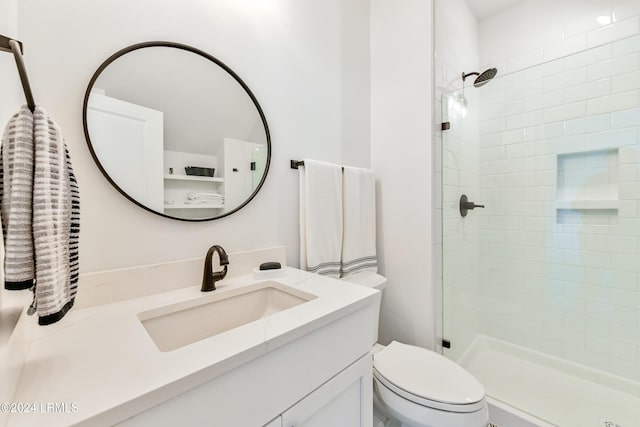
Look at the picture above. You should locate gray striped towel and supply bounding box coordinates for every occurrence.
[0,105,80,325]
[1,106,35,290]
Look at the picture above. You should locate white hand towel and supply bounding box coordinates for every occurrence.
[299,159,343,278]
[341,166,377,277]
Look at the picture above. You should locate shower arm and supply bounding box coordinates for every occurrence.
[462,71,479,81]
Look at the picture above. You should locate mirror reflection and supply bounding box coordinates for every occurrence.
[84,43,270,221]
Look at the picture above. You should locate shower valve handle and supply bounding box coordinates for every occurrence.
[466,202,485,209]
[460,194,484,217]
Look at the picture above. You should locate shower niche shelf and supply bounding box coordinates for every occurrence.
[554,200,619,210]
[555,149,619,224]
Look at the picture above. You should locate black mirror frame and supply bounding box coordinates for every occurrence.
[82,41,271,222]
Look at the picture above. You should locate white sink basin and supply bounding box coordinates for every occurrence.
[138,281,316,351]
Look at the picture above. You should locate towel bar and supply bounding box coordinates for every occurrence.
[290,160,345,171]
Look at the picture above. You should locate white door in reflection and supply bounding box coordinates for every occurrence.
[87,91,164,212]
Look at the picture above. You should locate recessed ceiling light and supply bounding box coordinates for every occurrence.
[596,15,612,25]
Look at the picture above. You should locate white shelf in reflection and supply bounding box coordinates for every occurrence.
[164,174,224,183]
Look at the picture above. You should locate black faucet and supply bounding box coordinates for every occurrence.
[201,245,229,292]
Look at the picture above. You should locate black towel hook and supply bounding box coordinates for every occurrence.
[1,34,36,112]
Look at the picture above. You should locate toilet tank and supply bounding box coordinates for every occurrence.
[340,272,387,345]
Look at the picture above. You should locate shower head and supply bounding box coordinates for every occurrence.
[462,68,498,87]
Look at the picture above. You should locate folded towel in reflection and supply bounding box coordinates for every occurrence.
[186,192,224,201]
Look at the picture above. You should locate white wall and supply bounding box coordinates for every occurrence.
[341,0,371,168]
[16,0,371,273]
[371,0,435,349]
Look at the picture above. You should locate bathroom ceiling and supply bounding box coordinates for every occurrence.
[465,0,523,20]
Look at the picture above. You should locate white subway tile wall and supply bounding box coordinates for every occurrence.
[470,35,640,381]
[480,0,640,74]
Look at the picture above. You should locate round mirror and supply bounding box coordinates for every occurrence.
[83,42,271,221]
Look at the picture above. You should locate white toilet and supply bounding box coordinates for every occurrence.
[341,272,489,427]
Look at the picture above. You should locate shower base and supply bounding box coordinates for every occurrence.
[458,335,640,427]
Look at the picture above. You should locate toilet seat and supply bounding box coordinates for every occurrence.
[373,341,486,413]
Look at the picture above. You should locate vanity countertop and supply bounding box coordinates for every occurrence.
[3,262,378,427]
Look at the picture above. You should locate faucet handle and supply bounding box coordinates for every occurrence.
[212,264,228,281]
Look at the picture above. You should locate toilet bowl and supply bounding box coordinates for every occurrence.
[341,272,489,427]
[373,341,488,427]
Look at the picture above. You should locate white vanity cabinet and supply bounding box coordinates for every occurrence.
[114,295,378,427]
[278,354,372,427]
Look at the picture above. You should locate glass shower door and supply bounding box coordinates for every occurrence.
[441,86,483,363]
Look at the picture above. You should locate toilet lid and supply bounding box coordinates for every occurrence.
[373,341,486,413]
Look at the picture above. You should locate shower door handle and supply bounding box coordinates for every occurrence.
[460,194,484,217]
